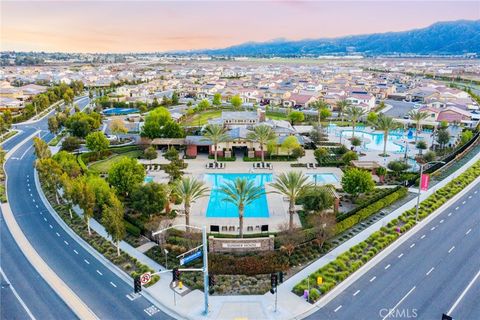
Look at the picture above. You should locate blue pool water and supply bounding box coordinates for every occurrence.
[205,173,272,218]
[144,176,153,183]
[341,130,405,152]
[103,108,140,116]
[307,173,339,184]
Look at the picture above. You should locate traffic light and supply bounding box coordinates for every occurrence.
[270,273,278,288]
[134,276,142,293]
[278,271,284,283]
[208,274,216,287]
[172,268,181,282]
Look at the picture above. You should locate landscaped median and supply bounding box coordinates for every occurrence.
[293,160,480,302]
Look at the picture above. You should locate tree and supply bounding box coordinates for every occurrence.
[460,130,473,145]
[110,119,128,140]
[376,166,387,184]
[309,128,325,146]
[161,121,185,138]
[416,140,427,155]
[341,168,375,198]
[345,106,366,138]
[219,178,264,237]
[131,182,167,218]
[366,112,378,125]
[319,107,332,125]
[65,112,101,138]
[173,177,209,229]
[171,91,179,105]
[311,100,329,129]
[71,176,96,235]
[281,136,300,159]
[48,116,59,135]
[336,99,350,123]
[196,99,210,111]
[61,136,81,152]
[140,107,171,139]
[85,131,110,154]
[422,150,436,163]
[108,157,145,197]
[33,137,51,160]
[436,129,450,149]
[311,211,336,249]
[213,93,222,107]
[60,173,75,218]
[143,146,157,161]
[375,115,398,156]
[271,171,312,230]
[36,158,62,203]
[341,150,359,165]
[202,124,229,163]
[102,193,126,256]
[230,95,243,110]
[299,186,334,213]
[52,151,81,178]
[247,125,276,163]
[287,111,304,125]
[314,147,329,164]
[350,137,361,151]
[87,175,113,214]
[408,110,429,142]
[387,160,411,177]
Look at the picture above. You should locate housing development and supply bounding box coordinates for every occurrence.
[1,2,480,320]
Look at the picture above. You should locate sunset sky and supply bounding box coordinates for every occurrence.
[1,1,479,53]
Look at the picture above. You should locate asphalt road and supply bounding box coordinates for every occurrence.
[2,97,174,319]
[306,181,480,320]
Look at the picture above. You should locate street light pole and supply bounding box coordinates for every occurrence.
[202,226,209,315]
[415,160,445,223]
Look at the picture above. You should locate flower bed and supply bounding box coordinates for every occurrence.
[293,160,480,302]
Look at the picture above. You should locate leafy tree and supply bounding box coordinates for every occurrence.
[311,211,336,249]
[309,128,326,145]
[345,106,366,137]
[171,91,179,105]
[33,137,51,160]
[161,120,185,138]
[376,166,387,184]
[341,168,375,198]
[85,131,110,154]
[196,99,211,111]
[87,175,114,214]
[71,177,95,236]
[319,107,332,124]
[202,124,229,162]
[460,130,473,145]
[341,150,359,165]
[36,158,62,203]
[163,160,184,183]
[110,119,128,139]
[164,146,180,161]
[436,129,450,149]
[291,147,305,159]
[387,160,411,176]
[48,116,59,134]
[314,147,329,164]
[52,151,81,178]
[271,171,312,230]
[59,173,75,218]
[247,124,276,163]
[131,182,167,218]
[108,157,145,197]
[61,136,81,152]
[220,178,264,237]
[375,115,398,156]
[367,112,378,125]
[173,177,209,229]
[143,146,157,161]
[310,100,329,129]
[230,95,243,110]
[299,186,333,213]
[213,93,222,106]
[65,112,101,138]
[416,140,427,155]
[408,110,429,142]
[140,107,171,139]
[350,137,361,151]
[336,99,350,123]
[422,150,436,163]
[287,111,304,124]
[281,136,300,159]
[102,194,126,256]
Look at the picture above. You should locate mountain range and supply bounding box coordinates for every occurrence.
[190,20,480,57]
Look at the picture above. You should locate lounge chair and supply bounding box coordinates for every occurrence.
[306,163,311,169]
[221,163,225,169]
[312,163,317,169]
[269,163,273,170]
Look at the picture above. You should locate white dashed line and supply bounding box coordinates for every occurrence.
[462,201,466,205]
[370,276,376,282]
[448,246,455,253]
[32,199,35,203]
[426,267,435,276]
[440,219,444,224]
[410,243,415,248]
[55,232,60,237]
[43,217,47,222]
[49,224,53,229]
[455,207,459,210]
[468,195,472,199]
[334,305,342,312]
[110,282,117,288]
[35,205,39,208]
[39,212,42,215]
[398,253,404,258]
[30,193,33,197]
[73,250,79,255]
[96,270,103,276]
[353,290,360,296]
[64,240,69,245]
[448,212,452,217]
[466,229,472,235]
[385,264,391,270]
[420,235,426,239]
[84,259,90,265]
[28,188,31,192]
[431,226,436,231]
[475,190,478,194]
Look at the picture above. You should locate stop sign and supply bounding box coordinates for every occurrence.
[140,272,152,285]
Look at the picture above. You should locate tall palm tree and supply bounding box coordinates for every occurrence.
[336,99,350,124]
[408,110,429,142]
[247,124,276,163]
[345,105,367,138]
[202,124,230,163]
[375,115,398,156]
[174,177,209,230]
[271,171,313,231]
[219,178,264,238]
[311,100,330,130]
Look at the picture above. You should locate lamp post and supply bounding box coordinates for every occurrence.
[415,160,445,223]
[164,248,169,269]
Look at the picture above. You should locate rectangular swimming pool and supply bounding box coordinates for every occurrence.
[204,173,272,218]
[307,173,339,184]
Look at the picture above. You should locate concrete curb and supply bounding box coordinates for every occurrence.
[294,174,480,319]
[0,129,22,146]
[1,131,98,320]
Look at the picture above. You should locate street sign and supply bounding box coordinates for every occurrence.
[140,272,152,285]
[179,250,202,266]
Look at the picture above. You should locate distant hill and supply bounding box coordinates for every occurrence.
[192,20,480,56]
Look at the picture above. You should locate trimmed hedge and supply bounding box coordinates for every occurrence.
[293,160,480,302]
[124,220,141,237]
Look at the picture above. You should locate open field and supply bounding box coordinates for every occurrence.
[89,150,142,173]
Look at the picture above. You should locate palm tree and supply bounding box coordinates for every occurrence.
[345,105,366,138]
[336,99,350,124]
[247,124,276,163]
[202,124,229,163]
[174,177,209,230]
[219,178,264,238]
[408,110,429,142]
[271,171,313,231]
[375,115,398,156]
[311,100,330,130]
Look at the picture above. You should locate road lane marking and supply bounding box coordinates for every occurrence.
[468,195,472,199]
[448,212,452,217]
[30,193,33,197]
[431,226,436,231]
[448,246,455,253]
[32,199,35,203]
[475,190,478,194]
[353,290,360,296]
[420,235,426,239]
[455,207,459,210]
[49,224,53,229]
[410,243,415,248]
[466,229,472,235]
[96,270,103,276]
[385,264,391,270]
[43,217,47,222]
[110,282,117,288]
[64,240,69,245]
[448,269,480,315]
[0,268,37,320]
[55,232,60,237]
[440,219,444,223]
[84,259,90,265]
[370,276,376,282]
[462,201,466,204]
[426,267,435,276]
[35,205,38,208]
[334,305,342,312]
[382,286,416,320]
[28,188,31,192]
[73,250,79,255]
[398,253,404,258]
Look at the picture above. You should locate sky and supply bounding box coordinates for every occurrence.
[1,1,479,53]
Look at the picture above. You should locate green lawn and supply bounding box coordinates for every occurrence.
[266,112,288,120]
[89,150,142,173]
[181,110,222,126]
